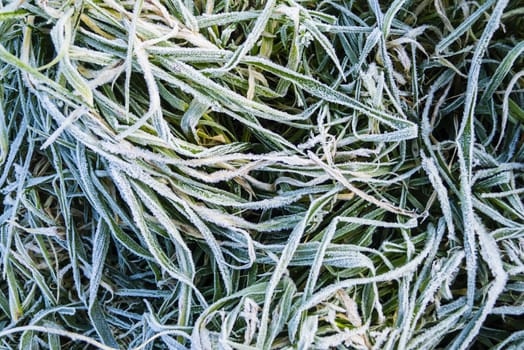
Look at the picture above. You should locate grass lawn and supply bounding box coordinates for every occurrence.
[0,0,523,349]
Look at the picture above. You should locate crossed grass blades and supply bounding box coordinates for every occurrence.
[0,0,523,349]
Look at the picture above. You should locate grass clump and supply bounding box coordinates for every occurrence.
[0,0,523,349]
